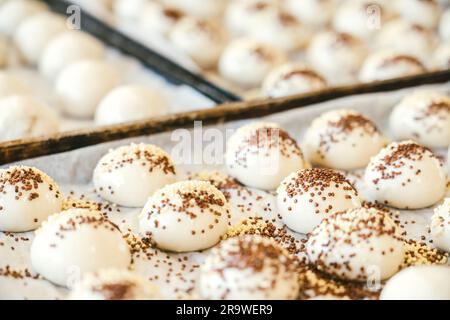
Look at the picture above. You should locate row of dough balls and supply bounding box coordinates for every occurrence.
[111,0,450,94]
[0,0,169,141]
[0,163,448,299]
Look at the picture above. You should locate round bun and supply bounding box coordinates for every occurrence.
[224,0,278,36]
[219,38,286,88]
[359,50,426,83]
[0,95,59,141]
[284,0,335,29]
[380,265,450,300]
[304,109,388,170]
[0,72,30,99]
[307,31,367,85]
[14,12,66,65]
[277,168,361,234]
[138,2,184,35]
[39,31,106,79]
[0,0,48,36]
[161,0,226,19]
[139,180,230,252]
[375,19,436,61]
[93,143,176,207]
[199,235,299,299]
[389,91,450,148]
[56,59,120,118]
[0,166,62,232]
[306,207,404,281]
[225,122,306,190]
[246,9,309,53]
[68,269,161,300]
[169,17,227,69]
[393,0,440,29]
[30,208,131,286]
[262,63,327,98]
[430,199,450,252]
[95,85,168,126]
[364,140,446,209]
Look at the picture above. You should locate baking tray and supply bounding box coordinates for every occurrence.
[0,82,448,300]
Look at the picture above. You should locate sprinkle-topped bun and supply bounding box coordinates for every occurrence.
[0,72,30,99]
[14,12,66,65]
[138,2,184,35]
[161,0,226,19]
[39,31,106,79]
[359,50,426,83]
[93,143,176,207]
[304,109,388,170]
[380,265,450,300]
[138,180,230,252]
[306,207,405,281]
[393,0,440,29]
[364,141,446,209]
[219,38,286,88]
[95,85,168,126]
[199,235,300,300]
[68,269,161,300]
[430,199,450,252]
[277,168,360,234]
[375,20,436,62]
[262,63,327,98]
[224,0,278,36]
[225,122,306,191]
[389,91,450,148]
[247,9,310,53]
[56,59,121,119]
[307,31,367,85]
[169,17,227,69]
[30,209,131,286]
[0,95,59,141]
[0,166,62,232]
[284,0,335,29]
[0,0,48,36]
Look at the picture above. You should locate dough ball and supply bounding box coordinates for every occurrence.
[0,166,62,232]
[30,208,131,287]
[139,180,231,252]
[226,122,306,190]
[56,59,121,118]
[39,31,106,80]
[364,140,446,209]
[95,85,168,126]
[0,95,59,141]
[14,11,67,65]
[93,143,176,207]
[199,235,300,300]
[219,38,286,88]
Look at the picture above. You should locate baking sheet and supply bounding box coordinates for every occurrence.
[1,82,449,300]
